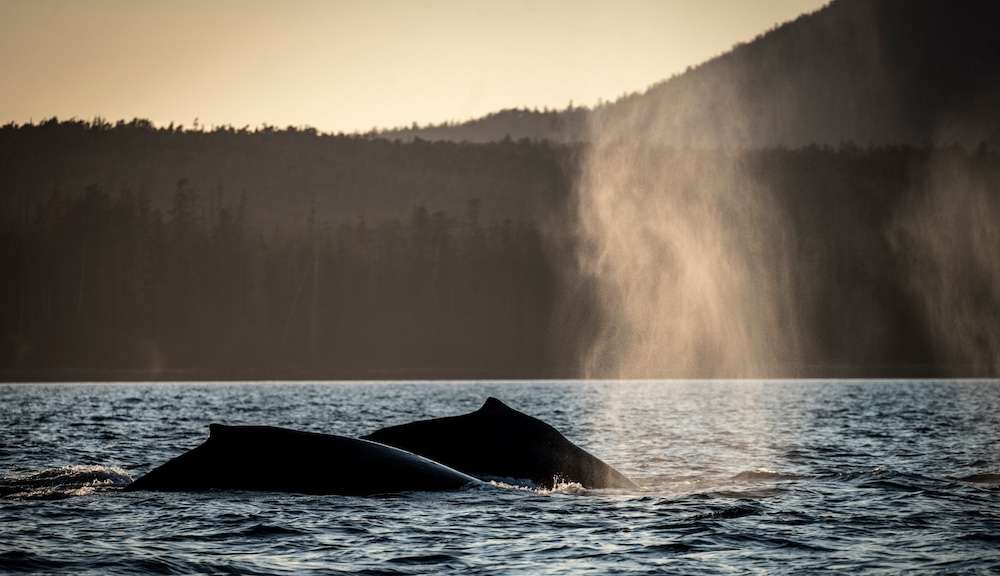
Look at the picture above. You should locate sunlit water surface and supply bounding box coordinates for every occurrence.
[1,380,998,574]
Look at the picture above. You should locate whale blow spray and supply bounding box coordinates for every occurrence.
[575,99,805,378]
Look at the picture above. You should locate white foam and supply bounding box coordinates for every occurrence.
[1,465,133,500]
[483,477,588,496]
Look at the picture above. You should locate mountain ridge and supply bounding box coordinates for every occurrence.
[384,0,1000,147]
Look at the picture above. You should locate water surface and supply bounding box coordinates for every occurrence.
[1,380,998,574]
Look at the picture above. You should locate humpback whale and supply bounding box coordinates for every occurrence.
[364,397,637,489]
[125,424,479,495]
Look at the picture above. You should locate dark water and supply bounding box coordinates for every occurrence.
[1,380,998,574]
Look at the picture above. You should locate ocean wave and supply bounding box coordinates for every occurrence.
[0,550,73,572]
[638,473,708,486]
[731,469,809,482]
[959,532,1000,544]
[0,465,132,500]
[238,523,310,538]
[955,472,1000,484]
[820,466,893,482]
[690,502,761,520]
[387,553,466,565]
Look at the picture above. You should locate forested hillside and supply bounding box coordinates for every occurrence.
[3,120,998,378]
[0,119,573,232]
[0,120,585,379]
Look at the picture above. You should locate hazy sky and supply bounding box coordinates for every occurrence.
[1,0,826,133]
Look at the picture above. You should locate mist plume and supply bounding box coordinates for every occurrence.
[576,107,804,379]
[572,0,1000,379]
[890,151,1000,376]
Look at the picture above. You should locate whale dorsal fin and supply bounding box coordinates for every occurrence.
[479,397,511,413]
[209,423,233,439]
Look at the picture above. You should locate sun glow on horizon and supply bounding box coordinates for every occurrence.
[1,0,826,133]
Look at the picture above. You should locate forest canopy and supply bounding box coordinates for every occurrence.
[2,120,999,379]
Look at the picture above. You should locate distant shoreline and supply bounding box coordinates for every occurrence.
[0,364,986,383]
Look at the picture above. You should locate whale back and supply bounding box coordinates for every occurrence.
[126,424,479,495]
[364,398,637,489]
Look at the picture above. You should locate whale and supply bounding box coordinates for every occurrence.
[125,424,480,495]
[364,397,637,489]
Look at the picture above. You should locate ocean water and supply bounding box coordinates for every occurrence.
[1,380,998,574]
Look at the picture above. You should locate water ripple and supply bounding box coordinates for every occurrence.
[1,380,999,574]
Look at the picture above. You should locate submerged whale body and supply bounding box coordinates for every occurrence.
[127,398,637,495]
[125,424,479,495]
[364,397,637,489]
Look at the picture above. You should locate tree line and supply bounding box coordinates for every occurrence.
[2,120,999,378]
[0,178,584,378]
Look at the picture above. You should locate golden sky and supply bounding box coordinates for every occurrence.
[1,0,827,133]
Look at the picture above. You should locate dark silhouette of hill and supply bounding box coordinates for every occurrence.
[0,119,572,232]
[387,0,1000,146]
[3,119,998,379]
[0,120,591,380]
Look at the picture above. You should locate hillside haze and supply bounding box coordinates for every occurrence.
[570,0,1000,378]
[388,0,1000,147]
